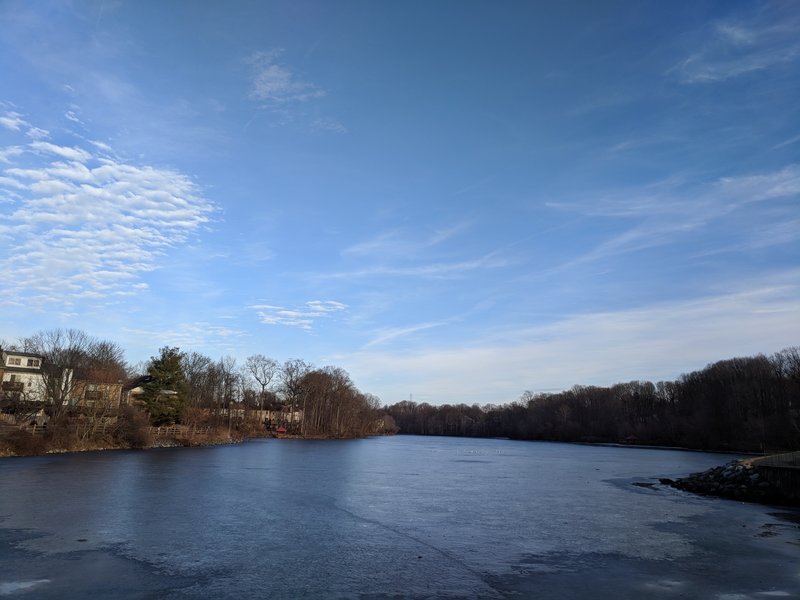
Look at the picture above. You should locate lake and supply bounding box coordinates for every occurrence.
[1,436,799,599]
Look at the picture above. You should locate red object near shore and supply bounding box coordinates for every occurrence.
[276,426,287,434]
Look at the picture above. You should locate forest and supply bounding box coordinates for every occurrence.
[385,347,800,453]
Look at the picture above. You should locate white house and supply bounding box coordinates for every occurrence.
[1,350,47,403]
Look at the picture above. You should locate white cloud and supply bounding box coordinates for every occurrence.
[64,110,83,124]
[0,109,215,309]
[717,164,800,203]
[247,50,326,106]
[252,300,347,330]
[0,111,28,131]
[342,273,800,405]
[25,127,49,140]
[0,147,24,164]
[29,141,92,162]
[89,139,112,152]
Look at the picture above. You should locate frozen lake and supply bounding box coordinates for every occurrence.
[1,435,799,598]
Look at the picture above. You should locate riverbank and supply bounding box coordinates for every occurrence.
[0,426,263,459]
[665,452,800,506]
[0,424,389,458]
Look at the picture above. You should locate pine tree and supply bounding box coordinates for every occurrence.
[143,347,187,425]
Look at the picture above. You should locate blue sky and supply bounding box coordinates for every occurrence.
[0,0,798,405]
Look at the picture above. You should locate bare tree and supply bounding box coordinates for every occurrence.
[82,340,128,384]
[181,351,214,408]
[245,354,278,411]
[22,329,94,416]
[280,359,311,430]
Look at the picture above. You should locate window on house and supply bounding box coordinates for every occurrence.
[7,357,21,366]
[27,359,40,367]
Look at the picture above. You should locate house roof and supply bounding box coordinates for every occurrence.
[1,350,45,359]
[123,375,153,391]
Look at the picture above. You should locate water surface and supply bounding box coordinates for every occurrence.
[1,436,798,598]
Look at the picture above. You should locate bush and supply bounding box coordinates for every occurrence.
[116,406,151,448]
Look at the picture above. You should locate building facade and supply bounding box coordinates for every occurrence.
[1,350,47,403]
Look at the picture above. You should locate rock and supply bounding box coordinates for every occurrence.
[667,458,799,506]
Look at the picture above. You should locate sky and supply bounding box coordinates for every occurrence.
[0,0,798,406]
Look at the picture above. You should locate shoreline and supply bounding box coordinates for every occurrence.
[394,432,774,456]
[664,455,800,507]
[0,430,388,459]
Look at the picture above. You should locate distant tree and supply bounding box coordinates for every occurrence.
[245,354,278,411]
[81,340,128,383]
[142,347,187,425]
[181,351,213,408]
[280,359,311,430]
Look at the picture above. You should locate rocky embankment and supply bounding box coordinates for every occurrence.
[664,459,798,506]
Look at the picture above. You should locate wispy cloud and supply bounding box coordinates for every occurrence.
[64,110,83,125]
[0,111,28,131]
[251,300,347,330]
[549,164,799,269]
[365,321,447,348]
[25,127,49,140]
[773,133,800,150]
[0,147,24,164]
[29,141,92,162]
[343,223,471,259]
[124,322,250,355]
[321,250,511,281]
[311,117,347,134]
[0,105,47,141]
[671,8,800,83]
[247,49,326,106]
[342,271,800,404]
[0,107,215,309]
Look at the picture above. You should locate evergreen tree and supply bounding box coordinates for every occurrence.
[143,347,187,425]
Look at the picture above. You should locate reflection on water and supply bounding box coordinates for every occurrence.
[1,436,798,599]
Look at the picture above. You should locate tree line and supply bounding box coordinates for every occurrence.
[1,329,392,446]
[385,347,800,453]
[146,347,388,438]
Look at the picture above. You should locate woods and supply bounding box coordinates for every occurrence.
[385,347,800,453]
